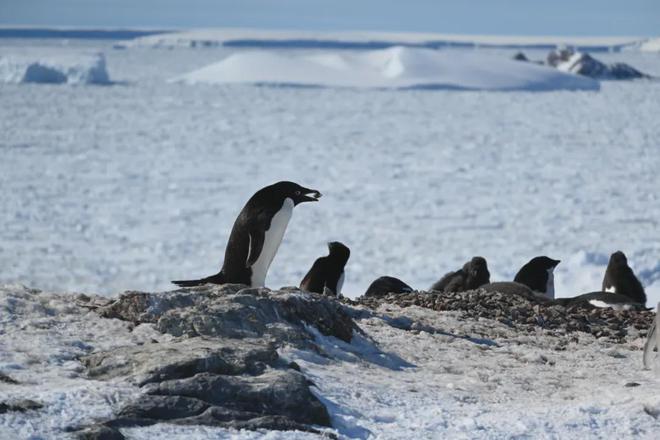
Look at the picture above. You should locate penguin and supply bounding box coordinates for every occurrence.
[172,181,321,288]
[643,303,660,370]
[430,256,490,293]
[601,251,646,304]
[481,256,560,300]
[364,276,413,298]
[513,256,561,299]
[552,292,646,311]
[299,241,350,296]
[552,251,647,309]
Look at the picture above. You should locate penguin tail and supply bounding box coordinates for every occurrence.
[172,279,204,287]
[172,272,225,288]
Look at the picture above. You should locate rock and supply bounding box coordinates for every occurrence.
[81,337,277,385]
[142,370,330,426]
[547,48,650,80]
[0,371,18,384]
[99,285,355,343]
[513,52,529,62]
[83,286,352,434]
[75,424,125,440]
[0,399,43,414]
[355,287,654,341]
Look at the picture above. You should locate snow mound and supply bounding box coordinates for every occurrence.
[639,38,660,52]
[174,46,599,91]
[0,52,110,85]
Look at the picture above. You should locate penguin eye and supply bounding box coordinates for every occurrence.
[295,190,301,195]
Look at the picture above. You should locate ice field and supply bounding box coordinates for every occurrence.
[1,35,660,304]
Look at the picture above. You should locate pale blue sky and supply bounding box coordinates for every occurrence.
[1,0,659,36]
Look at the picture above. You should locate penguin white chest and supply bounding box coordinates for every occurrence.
[335,271,345,296]
[545,268,555,299]
[250,198,294,287]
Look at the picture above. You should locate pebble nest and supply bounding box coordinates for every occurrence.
[350,289,655,341]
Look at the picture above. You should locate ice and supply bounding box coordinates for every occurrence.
[0,50,110,84]
[639,38,660,52]
[126,28,642,52]
[175,46,599,91]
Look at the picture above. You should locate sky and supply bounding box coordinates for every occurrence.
[1,0,659,36]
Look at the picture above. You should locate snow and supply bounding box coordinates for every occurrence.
[279,304,660,439]
[1,38,660,304]
[3,285,660,439]
[175,46,598,91]
[0,50,110,84]
[639,38,660,52]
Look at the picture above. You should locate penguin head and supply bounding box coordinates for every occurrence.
[271,181,322,205]
[466,256,490,288]
[609,251,628,268]
[327,241,350,263]
[514,256,561,293]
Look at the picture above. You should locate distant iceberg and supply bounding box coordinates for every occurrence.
[174,46,599,91]
[0,52,110,84]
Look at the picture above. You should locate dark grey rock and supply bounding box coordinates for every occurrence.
[0,399,43,414]
[547,48,650,80]
[84,286,352,434]
[0,371,18,384]
[355,287,654,341]
[75,424,125,440]
[145,370,330,426]
[99,285,355,343]
[81,337,277,385]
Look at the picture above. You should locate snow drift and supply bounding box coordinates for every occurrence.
[639,38,660,52]
[0,52,110,84]
[174,46,599,91]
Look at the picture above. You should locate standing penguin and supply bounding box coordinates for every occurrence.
[554,251,647,309]
[430,256,490,293]
[602,251,646,304]
[299,242,350,296]
[172,181,321,288]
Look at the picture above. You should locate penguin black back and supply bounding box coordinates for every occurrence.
[364,276,413,298]
[430,256,490,292]
[300,242,351,296]
[173,181,321,288]
[602,251,646,305]
[513,256,560,297]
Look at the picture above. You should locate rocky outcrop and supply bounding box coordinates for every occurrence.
[78,284,356,435]
[354,288,654,340]
[513,48,651,80]
[547,48,650,80]
[0,399,43,414]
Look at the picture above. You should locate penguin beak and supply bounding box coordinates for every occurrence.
[299,189,322,203]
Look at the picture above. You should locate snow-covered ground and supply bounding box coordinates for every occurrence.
[1,36,660,305]
[2,285,660,439]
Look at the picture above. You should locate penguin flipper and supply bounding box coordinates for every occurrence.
[246,229,265,268]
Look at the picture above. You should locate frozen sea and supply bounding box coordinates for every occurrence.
[1,37,660,303]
